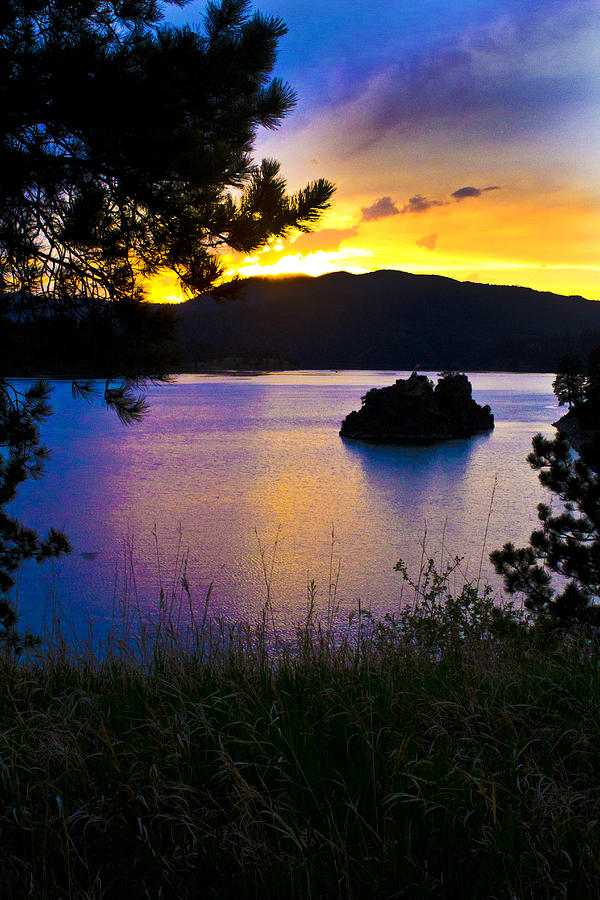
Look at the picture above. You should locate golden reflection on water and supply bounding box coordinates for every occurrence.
[9,372,557,637]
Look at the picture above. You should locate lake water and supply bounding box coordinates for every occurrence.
[8,371,559,640]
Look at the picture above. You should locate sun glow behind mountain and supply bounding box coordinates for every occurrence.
[155,0,600,304]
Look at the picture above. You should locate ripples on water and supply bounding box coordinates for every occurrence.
[8,371,558,640]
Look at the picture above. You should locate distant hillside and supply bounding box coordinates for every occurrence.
[171,270,600,372]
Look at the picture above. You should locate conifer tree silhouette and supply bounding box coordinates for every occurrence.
[491,432,600,626]
[0,0,334,641]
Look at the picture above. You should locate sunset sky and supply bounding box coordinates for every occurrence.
[156,0,600,302]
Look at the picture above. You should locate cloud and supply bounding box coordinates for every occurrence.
[452,186,482,200]
[452,185,501,200]
[305,0,600,157]
[363,194,449,220]
[401,195,446,214]
[235,248,372,279]
[359,184,499,225]
[229,228,360,268]
[416,233,438,250]
[359,184,499,224]
[360,196,400,221]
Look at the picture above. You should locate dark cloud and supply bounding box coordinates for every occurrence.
[401,195,446,214]
[452,185,501,200]
[360,196,400,222]
[452,186,482,200]
[360,185,499,226]
[416,233,438,250]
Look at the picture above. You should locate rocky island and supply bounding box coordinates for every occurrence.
[340,372,494,443]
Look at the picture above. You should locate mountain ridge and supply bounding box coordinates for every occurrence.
[171,269,600,372]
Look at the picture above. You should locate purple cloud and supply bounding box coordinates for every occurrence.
[401,195,446,214]
[360,185,500,226]
[452,185,501,200]
[360,196,400,222]
[323,1,599,157]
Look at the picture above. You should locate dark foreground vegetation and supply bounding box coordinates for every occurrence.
[2,0,600,894]
[2,368,600,898]
[1,578,600,899]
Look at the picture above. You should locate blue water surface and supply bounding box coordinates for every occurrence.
[7,371,558,641]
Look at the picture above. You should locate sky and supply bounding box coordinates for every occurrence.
[156,0,600,301]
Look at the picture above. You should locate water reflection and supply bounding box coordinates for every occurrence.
[8,372,558,642]
[341,432,491,493]
[339,433,501,582]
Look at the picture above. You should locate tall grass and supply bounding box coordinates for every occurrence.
[1,563,599,898]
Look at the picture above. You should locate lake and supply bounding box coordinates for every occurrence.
[8,371,559,641]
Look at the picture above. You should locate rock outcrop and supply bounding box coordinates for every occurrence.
[339,372,494,443]
[553,403,600,452]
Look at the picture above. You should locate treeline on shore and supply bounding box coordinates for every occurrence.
[6,270,600,377]
[0,302,179,379]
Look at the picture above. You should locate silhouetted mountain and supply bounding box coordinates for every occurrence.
[171,271,600,372]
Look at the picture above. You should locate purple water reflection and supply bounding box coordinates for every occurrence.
[8,371,558,642]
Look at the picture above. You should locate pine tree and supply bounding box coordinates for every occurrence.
[552,354,586,409]
[490,432,600,626]
[0,380,71,650]
[0,0,334,643]
[585,346,600,405]
[1,0,334,319]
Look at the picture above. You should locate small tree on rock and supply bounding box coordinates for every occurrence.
[552,354,586,409]
[584,346,600,405]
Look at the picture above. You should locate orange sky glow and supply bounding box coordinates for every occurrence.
[154,0,600,304]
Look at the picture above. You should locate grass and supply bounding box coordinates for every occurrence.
[1,564,600,898]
